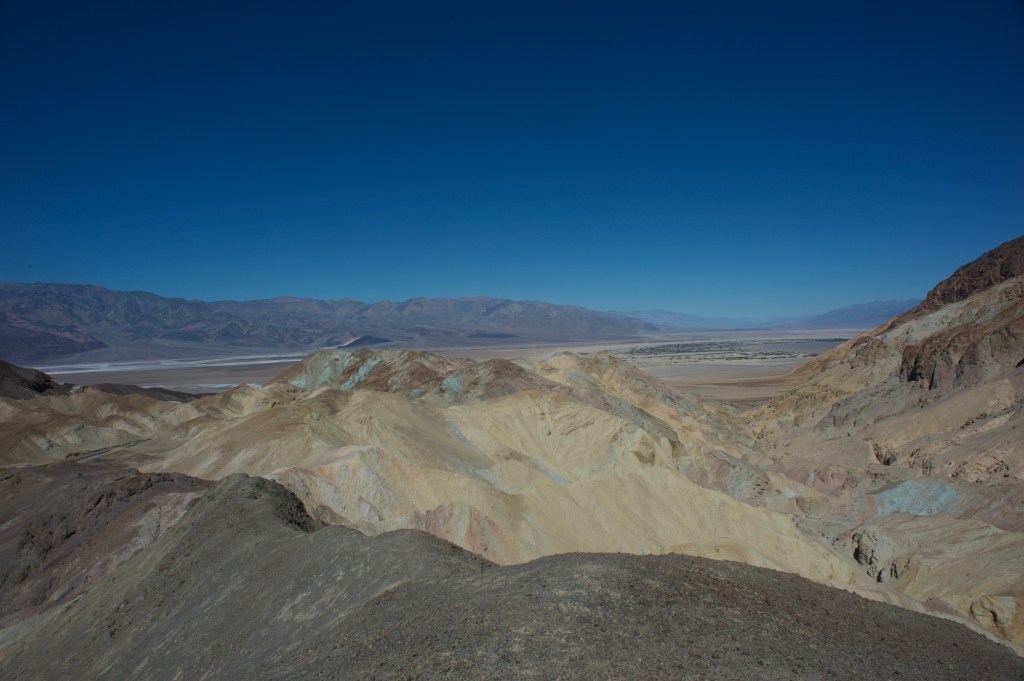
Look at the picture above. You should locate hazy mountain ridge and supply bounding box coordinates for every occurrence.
[0,282,920,364]
[0,284,655,363]
[615,299,920,331]
[786,299,921,329]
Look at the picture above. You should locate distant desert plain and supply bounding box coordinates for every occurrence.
[38,329,855,406]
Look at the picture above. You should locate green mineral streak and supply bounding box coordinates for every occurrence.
[340,356,381,390]
[872,480,959,516]
[289,351,357,390]
[442,375,463,395]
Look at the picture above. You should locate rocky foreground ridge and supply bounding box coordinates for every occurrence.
[1,236,1023,675]
[0,462,1020,680]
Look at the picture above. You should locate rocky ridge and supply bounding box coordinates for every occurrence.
[0,465,1020,680]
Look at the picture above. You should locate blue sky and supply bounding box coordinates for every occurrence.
[2,1,1022,317]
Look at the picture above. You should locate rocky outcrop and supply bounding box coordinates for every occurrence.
[899,277,1024,390]
[743,237,1024,648]
[911,234,1024,312]
[846,514,1024,646]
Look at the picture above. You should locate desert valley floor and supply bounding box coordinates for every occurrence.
[38,330,849,406]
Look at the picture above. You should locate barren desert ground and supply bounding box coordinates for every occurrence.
[41,330,854,405]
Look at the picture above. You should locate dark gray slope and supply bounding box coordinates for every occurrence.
[0,461,209,628]
[0,358,68,399]
[87,382,203,402]
[1,467,1020,681]
[259,552,1024,681]
[0,471,492,681]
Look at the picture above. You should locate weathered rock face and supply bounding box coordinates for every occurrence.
[0,359,201,467]
[912,234,1024,311]
[2,465,1021,681]
[845,514,1024,645]
[0,387,202,467]
[899,278,1024,391]
[745,235,1024,648]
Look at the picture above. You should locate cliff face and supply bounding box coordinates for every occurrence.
[899,277,1024,390]
[761,235,1024,425]
[892,235,1024,391]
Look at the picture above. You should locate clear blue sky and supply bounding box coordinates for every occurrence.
[2,1,1022,317]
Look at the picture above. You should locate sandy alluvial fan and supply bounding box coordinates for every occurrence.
[1,236,1023,678]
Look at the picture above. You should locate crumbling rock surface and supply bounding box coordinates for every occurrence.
[899,278,1024,391]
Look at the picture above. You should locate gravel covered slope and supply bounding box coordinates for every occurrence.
[0,461,208,628]
[1,465,1020,681]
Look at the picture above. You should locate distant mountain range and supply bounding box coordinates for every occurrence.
[0,282,920,363]
[614,299,920,331]
[783,299,922,329]
[0,284,655,363]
